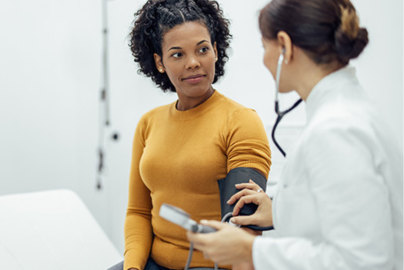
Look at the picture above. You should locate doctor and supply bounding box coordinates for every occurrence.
[187,0,403,269]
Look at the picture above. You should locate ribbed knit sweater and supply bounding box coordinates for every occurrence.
[124,90,271,270]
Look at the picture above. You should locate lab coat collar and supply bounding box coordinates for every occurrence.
[305,65,358,122]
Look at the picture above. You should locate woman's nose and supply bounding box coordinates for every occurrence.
[185,55,200,69]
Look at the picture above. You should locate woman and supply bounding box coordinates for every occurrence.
[187,0,403,269]
[111,1,272,270]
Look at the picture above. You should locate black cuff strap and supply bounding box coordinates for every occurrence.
[217,167,274,231]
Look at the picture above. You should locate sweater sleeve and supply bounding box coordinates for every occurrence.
[124,116,153,270]
[226,108,271,178]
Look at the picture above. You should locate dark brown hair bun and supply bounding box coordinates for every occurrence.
[334,5,369,64]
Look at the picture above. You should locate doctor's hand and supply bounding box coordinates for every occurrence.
[186,220,255,265]
[228,179,273,228]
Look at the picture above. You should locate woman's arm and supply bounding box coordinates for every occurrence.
[225,108,271,177]
[124,117,153,270]
[224,108,271,269]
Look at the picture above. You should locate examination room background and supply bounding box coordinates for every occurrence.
[0,0,402,254]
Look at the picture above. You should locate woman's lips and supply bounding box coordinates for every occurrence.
[182,74,206,84]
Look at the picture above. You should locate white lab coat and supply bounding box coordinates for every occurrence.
[253,66,403,270]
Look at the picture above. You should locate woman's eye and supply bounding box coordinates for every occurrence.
[172,52,183,58]
[199,47,209,53]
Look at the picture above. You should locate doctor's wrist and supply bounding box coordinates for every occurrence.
[241,232,255,263]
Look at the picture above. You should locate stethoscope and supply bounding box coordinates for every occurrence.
[271,48,303,157]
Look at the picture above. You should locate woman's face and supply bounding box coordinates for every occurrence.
[155,22,217,109]
[262,37,280,82]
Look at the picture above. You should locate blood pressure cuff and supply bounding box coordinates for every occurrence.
[217,167,271,230]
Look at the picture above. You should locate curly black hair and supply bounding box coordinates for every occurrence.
[129,0,232,92]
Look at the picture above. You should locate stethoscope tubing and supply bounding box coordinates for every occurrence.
[272,49,302,157]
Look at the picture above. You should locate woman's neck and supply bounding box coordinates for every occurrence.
[293,60,343,101]
[176,86,215,111]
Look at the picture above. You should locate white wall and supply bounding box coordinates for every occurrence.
[0,0,111,232]
[1,0,402,256]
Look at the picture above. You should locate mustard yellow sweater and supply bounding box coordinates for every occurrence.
[124,90,271,270]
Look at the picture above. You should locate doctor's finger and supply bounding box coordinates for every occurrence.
[232,194,260,216]
[200,219,229,230]
[227,189,256,205]
[230,213,259,226]
[235,182,260,190]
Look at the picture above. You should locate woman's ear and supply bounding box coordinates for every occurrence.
[277,31,293,64]
[154,53,165,73]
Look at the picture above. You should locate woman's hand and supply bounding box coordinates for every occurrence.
[187,220,255,265]
[227,179,273,228]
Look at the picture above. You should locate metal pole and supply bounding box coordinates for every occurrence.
[102,0,110,126]
[97,0,110,190]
